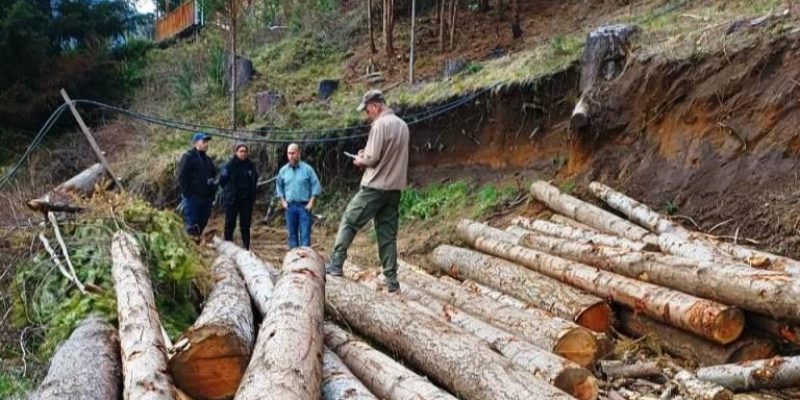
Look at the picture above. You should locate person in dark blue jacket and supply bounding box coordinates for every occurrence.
[219,143,258,250]
[178,132,217,239]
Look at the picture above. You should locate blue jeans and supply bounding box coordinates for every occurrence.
[182,196,213,237]
[286,202,312,249]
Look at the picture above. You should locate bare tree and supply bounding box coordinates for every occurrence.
[449,0,458,50]
[382,0,395,60]
[439,0,446,52]
[511,0,522,38]
[368,0,376,53]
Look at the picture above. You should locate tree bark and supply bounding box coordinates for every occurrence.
[396,261,599,367]
[599,360,662,379]
[213,237,278,316]
[236,248,325,400]
[511,0,522,38]
[618,308,775,367]
[324,323,457,400]
[429,244,611,333]
[458,222,745,344]
[511,217,654,251]
[438,0,446,52]
[170,256,254,400]
[747,312,800,346]
[345,263,598,400]
[673,370,733,400]
[383,0,395,60]
[368,0,376,53]
[448,0,457,50]
[27,163,108,213]
[322,347,377,400]
[325,275,575,400]
[513,231,800,323]
[695,356,800,391]
[111,231,177,400]
[529,181,659,245]
[550,214,597,232]
[28,317,121,400]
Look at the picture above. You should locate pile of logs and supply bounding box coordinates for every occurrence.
[26,179,800,400]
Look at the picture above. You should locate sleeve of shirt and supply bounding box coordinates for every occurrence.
[275,168,285,199]
[218,161,230,187]
[361,121,386,168]
[177,152,191,196]
[308,165,322,197]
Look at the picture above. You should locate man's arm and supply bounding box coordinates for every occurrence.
[275,168,287,209]
[306,166,323,211]
[355,122,385,168]
[177,152,191,196]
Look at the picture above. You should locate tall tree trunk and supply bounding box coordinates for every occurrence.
[27,163,109,213]
[448,0,457,50]
[511,217,654,251]
[396,261,599,367]
[28,317,121,400]
[230,0,237,129]
[325,323,457,400]
[497,0,505,20]
[619,308,775,367]
[325,275,575,400]
[170,256,254,400]
[430,245,611,333]
[696,356,800,391]
[214,238,278,316]
[236,248,325,400]
[458,222,745,344]
[383,0,395,60]
[408,0,415,84]
[322,347,377,400]
[345,263,598,400]
[530,181,659,245]
[511,0,522,38]
[368,0,376,53]
[112,231,178,400]
[439,0,446,52]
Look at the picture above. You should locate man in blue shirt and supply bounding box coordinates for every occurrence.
[276,143,322,249]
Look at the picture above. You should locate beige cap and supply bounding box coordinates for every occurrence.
[356,89,386,112]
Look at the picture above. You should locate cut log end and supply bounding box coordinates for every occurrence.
[169,329,250,400]
[571,97,589,129]
[554,328,598,368]
[576,303,613,333]
[555,368,598,400]
[713,309,746,345]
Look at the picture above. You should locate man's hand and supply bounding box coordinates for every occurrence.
[280,200,288,209]
[305,200,314,211]
[354,149,367,167]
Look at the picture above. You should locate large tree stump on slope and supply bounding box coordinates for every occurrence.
[511,217,655,251]
[429,244,612,333]
[529,181,658,245]
[112,231,177,400]
[513,231,800,323]
[618,308,775,367]
[696,356,800,391]
[396,261,599,367]
[322,348,377,400]
[344,264,598,400]
[324,323,457,400]
[169,256,254,400]
[27,163,109,213]
[28,316,121,400]
[236,248,325,400]
[213,238,278,315]
[458,222,745,344]
[325,275,574,400]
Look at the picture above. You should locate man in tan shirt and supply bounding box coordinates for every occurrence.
[326,90,409,292]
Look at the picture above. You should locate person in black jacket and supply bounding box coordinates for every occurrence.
[219,142,258,250]
[178,132,217,239]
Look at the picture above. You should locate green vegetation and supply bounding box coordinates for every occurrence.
[558,179,577,194]
[0,372,31,399]
[662,199,680,215]
[399,181,521,223]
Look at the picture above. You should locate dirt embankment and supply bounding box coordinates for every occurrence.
[405,35,800,258]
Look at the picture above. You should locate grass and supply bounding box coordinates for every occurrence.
[399,181,522,223]
[0,372,30,399]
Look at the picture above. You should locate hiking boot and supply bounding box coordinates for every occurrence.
[385,279,400,293]
[325,262,343,276]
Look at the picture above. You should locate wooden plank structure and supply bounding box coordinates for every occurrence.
[155,0,202,42]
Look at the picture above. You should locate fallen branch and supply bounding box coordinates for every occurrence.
[48,211,86,294]
[38,233,85,293]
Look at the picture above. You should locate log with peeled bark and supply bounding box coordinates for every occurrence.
[458,221,745,344]
[325,322,456,400]
[512,231,800,323]
[322,347,377,400]
[28,316,121,400]
[550,214,597,232]
[325,275,575,400]
[236,248,325,400]
[511,217,655,251]
[529,181,659,245]
[429,244,612,333]
[214,237,278,316]
[396,261,599,367]
[598,360,662,379]
[673,370,732,400]
[588,182,676,234]
[618,308,775,367]
[111,231,178,400]
[696,356,800,391]
[344,263,598,400]
[27,163,109,213]
[169,256,254,400]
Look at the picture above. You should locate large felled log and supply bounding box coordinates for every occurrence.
[397,261,599,367]
[322,347,377,400]
[214,237,278,315]
[747,313,800,346]
[326,275,574,400]
[324,323,457,400]
[236,248,325,400]
[345,264,598,400]
[28,316,121,400]
[511,217,654,251]
[550,214,597,232]
[170,256,254,400]
[429,244,612,333]
[618,308,775,367]
[673,370,733,400]
[529,181,659,245]
[27,163,109,213]
[458,221,745,344]
[696,356,800,391]
[513,231,800,323]
[112,231,177,400]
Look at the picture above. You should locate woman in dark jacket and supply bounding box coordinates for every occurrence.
[219,143,258,250]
